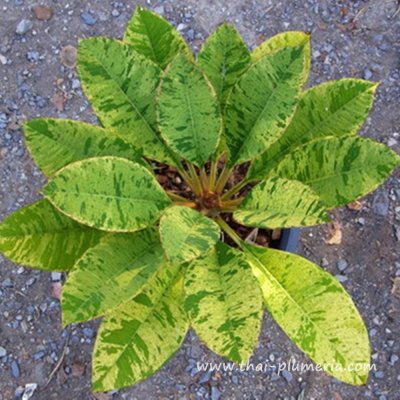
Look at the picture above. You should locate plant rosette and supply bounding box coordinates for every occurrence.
[0,5,399,392]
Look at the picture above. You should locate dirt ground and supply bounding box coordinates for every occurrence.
[0,0,399,399]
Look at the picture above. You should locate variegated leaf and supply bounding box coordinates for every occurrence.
[248,79,377,179]
[0,200,104,271]
[124,5,192,69]
[273,136,400,208]
[159,205,220,264]
[78,37,172,163]
[224,46,306,166]
[234,177,329,229]
[42,157,171,232]
[244,244,370,385]
[197,23,251,109]
[252,31,311,83]
[24,118,145,176]
[62,228,165,325]
[157,54,222,166]
[92,263,188,391]
[184,242,263,363]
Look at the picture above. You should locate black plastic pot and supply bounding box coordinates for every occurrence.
[279,228,300,253]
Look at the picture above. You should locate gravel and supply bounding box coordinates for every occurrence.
[0,0,399,399]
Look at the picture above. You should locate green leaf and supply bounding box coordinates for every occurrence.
[124,5,192,69]
[92,263,188,391]
[159,206,220,264]
[0,200,104,271]
[273,136,400,208]
[42,157,171,232]
[224,46,306,166]
[24,118,145,176]
[234,177,329,229]
[62,228,166,325]
[197,23,251,109]
[157,54,222,166]
[252,31,311,82]
[248,79,377,179]
[243,244,370,385]
[184,242,263,363]
[77,37,172,163]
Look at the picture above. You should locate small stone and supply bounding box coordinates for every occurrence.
[51,282,62,299]
[198,370,212,384]
[11,360,20,378]
[186,29,194,40]
[51,272,61,282]
[26,51,40,62]
[60,45,77,68]
[0,54,7,65]
[52,92,66,112]
[32,5,53,21]
[0,346,7,357]
[337,259,348,272]
[379,396,387,400]
[32,351,45,361]
[81,12,97,26]
[372,191,389,217]
[26,277,36,286]
[154,6,164,14]
[111,9,120,17]
[390,354,399,364]
[363,69,373,80]
[177,23,187,31]
[71,361,86,376]
[335,274,348,283]
[22,383,38,400]
[2,278,13,288]
[231,375,238,384]
[282,369,293,383]
[211,386,222,400]
[16,19,33,35]
[374,371,384,379]
[369,328,378,336]
[83,327,94,338]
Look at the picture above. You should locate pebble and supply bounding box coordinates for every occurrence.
[337,259,348,272]
[199,370,212,384]
[2,278,13,288]
[71,79,81,90]
[111,9,120,17]
[26,277,36,286]
[370,328,378,337]
[83,327,94,339]
[0,54,7,65]
[363,69,373,80]
[51,272,61,282]
[26,51,40,62]
[177,23,187,31]
[11,360,21,378]
[390,354,399,364]
[32,5,53,21]
[282,370,293,383]
[0,346,7,357]
[374,371,384,379]
[81,12,97,26]
[335,274,348,283]
[16,19,33,35]
[22,383,38,400]
[211,386,222,400]
[372,191,389,216]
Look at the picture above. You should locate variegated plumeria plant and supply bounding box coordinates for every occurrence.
[0,5,399,391]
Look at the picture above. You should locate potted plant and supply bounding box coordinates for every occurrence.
[0,5,398,392]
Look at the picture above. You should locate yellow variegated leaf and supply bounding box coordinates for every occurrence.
[92,263,188,391]
[184,242,263,363]
[244,244,370,385]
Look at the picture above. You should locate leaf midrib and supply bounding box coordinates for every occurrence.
[232,55,300,164]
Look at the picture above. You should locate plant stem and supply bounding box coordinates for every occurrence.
[199,167,210,191]
[220,198,243,208]
[167,191,189,202]
[215,165,234,194]
[187,163,203,196]
[173,201,198,208]
[221,179,249,201]
[208,158,219,191]
[215,217,242,247]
